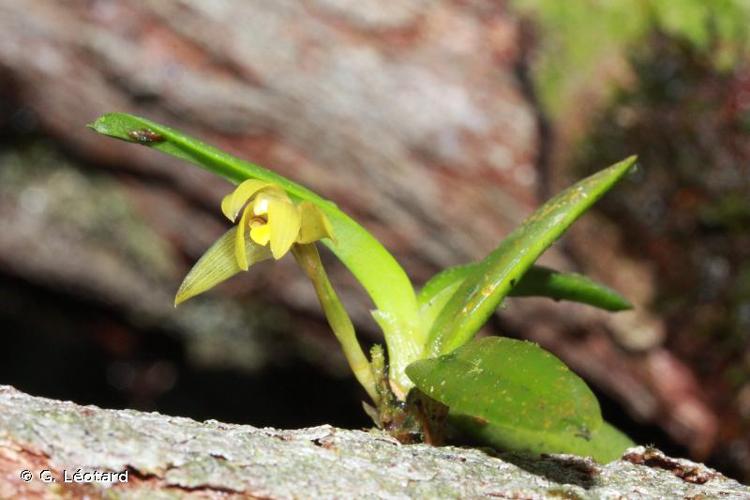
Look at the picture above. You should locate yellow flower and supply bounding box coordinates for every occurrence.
[174,180,333,305]
[221,180,334,267]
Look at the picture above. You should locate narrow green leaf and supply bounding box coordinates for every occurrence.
[417,263,632,334]
[509,266,632,311]
[175,227,271,305]
[89,112,423,392]
[426,157,637,356]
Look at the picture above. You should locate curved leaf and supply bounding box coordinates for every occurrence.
[425,157,637,356]
[89,112,422,392]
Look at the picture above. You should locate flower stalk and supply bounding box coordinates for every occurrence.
[292,243,378,403]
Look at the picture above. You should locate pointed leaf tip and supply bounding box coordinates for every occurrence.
[426,156,640,356]
[87,112,155,143]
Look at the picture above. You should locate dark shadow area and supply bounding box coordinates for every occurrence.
[499,452,597,489]
[597,389,685,460]
[0,274,369,430]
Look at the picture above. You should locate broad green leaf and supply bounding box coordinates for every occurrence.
[89,112,422,392]
[425,157,637,356]
[407,337,602,437]
[418,278,466,337]
[587,422,635,462]
[406,337,632,461]
[453,416,634,463]
[175,227,272,305]
[417,264,631,332]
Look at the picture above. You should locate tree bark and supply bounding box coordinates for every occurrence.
[0,386,745,499]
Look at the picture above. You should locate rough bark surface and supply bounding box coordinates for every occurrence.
[0,386,746,499]
[0,0,718,462]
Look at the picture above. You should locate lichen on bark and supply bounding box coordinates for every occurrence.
[0,386,746,499]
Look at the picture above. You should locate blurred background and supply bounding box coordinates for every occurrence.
[0,0,748,483]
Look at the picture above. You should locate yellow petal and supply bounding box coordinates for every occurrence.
[175,227,272,305]
[235,206,251,270]
[221,180,272,221]
[250,223,271,246]
[268,197,302,259]
[296,201,335,244]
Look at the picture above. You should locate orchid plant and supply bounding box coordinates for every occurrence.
[90,112,637,462]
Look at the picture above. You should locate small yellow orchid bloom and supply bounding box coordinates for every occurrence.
[175,180,374,402]
[221,180,334,268]
[174,180,334,305]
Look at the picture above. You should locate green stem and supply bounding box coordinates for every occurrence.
[292,244,378,403]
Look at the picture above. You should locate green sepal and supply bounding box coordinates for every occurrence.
[175,227,272,305]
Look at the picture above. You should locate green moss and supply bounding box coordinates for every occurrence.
[511,0,750,116]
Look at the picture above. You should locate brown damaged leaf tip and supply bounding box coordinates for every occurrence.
[127,129,164,144]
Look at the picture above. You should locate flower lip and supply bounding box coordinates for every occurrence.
[249,215,267,226]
